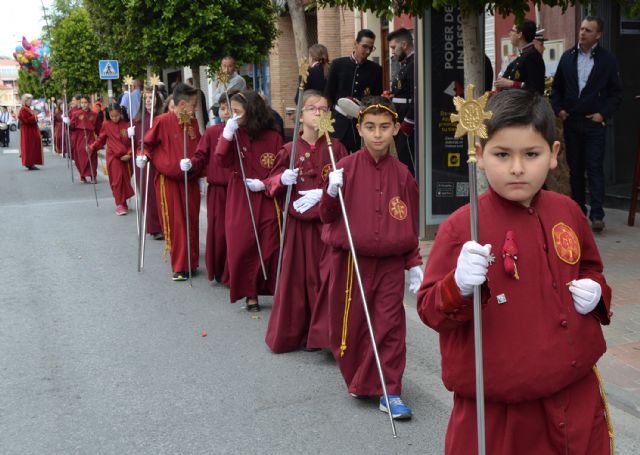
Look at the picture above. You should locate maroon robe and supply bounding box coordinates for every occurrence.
[214,128,282,303]
[70,108,99,180]
[18,106,43,167]
[144,112,202,273]
[416,188,612,454]
[193,123,231,283]
[66,107,80,160]
[135,113,162,235]
[90,120,134,206]
[264,135,348,352]
[53,111,63,154]
[319,148,421,396]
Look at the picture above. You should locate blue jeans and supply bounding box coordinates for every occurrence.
[563,116,606,220]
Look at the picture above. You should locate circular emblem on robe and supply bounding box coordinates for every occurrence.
[120,129,127,137]
[552,222,581,265]
[389,196,408,221]
[321,163,332,181]
[79,114,84,120]
[260,152,276,169]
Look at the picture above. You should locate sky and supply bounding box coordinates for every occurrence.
[0,0,53,59]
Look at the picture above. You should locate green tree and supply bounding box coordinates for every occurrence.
[17,70,46,97]
[49,7,106,96]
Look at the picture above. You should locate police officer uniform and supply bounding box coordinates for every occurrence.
[391,52,415,175]
[502,42,545,94]
[324,54,382,153]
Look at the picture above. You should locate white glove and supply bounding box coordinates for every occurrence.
[327,168,344,198]
[454,241,492,296]
[127,126,135,138]
[245,178,265,192]
[136,155,148,169]
[180,158,192,172]
[569,279,602,315]
[408,266,424,294]
[280,168,299,186]
[293,189,323,213]
[62,116,70,125]
[222,114,241,140]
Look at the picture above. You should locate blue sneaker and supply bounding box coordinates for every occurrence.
[379,395,412,420]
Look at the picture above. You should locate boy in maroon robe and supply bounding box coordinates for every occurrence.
[18,94,43,170]
[192,93,233,284]
[89,103,135,215]
[320,96,423,419]
[416,90,613,454]
[141,83,202,281]
[69,95,99,183]
[264,90,348,352]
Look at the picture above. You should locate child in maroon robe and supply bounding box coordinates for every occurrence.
[133,89,164,240]
[320,96,423,419]
[417,90,613,454]
[53,101,63,155]
[89,103,135,215]
[18,94,43,170]
[192,92,234,284]
[70,95,99,183]
[141,83,202,281]
[213,90,282,311]
[264,90,348,352]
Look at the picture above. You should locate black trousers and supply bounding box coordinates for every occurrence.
[563,116,606,220]
[332,110,360,153]
[0,128,9,146]
[394,131,416,177]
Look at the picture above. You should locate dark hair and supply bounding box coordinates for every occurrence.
[516,19,537,43]
[80,95,90,102]
[230,90,278,140]
[134,87,163,122]
[482,90,555,148]
[583,15,604,33]
[162,95,174,113]
[358,95,398,124]
[301,89,326,106]
[218,89,240,107]
[107,103,121,112]
[172,83,198,105]
[388,27,413,47]
[356,29,376,42]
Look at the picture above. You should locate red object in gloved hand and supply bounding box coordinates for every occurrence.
[399,120,414,136]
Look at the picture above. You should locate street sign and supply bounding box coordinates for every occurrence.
[98,60,119,80]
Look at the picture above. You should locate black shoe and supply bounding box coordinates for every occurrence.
[245,299,261,312]
[27,165,39,170]
[591,219,605,233]
[172,271,188,281]
[151,232,164,240]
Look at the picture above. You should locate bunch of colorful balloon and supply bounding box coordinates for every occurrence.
[13,37,51,82]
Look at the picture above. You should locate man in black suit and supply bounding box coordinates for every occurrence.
[324,29,383,153]
[551,16,622,232]
[495,19,545,94]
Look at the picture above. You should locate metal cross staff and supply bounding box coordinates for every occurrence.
[450,84,493,455]
[178,108,194,286]
[274,58,309,291]
[123,76,141,236]
[216,69,267,280]
[316,110,397,438]
[139,75,160,271]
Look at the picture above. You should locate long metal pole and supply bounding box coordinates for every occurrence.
[126,83,140,236]
[83,129,99,207]
[274,81,305,291]
[324,131,397,438]
[183,124,192,286]
[221,88,267,280]
[137,101,147,272]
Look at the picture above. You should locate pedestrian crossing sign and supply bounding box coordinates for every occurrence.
[98,60,119,80]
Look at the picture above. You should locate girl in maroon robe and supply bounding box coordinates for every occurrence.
[214,90,282,311]
[264,90,348,352]
[89,104,134,215]
[70,95,99,182]
[53,101,63,155]
[18,94,43,170]
[143,83,202,281]
[133,89,164,239]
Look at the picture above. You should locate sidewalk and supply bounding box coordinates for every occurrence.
[410,207,640,417]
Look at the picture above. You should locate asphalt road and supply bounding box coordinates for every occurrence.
[1,143,639,454]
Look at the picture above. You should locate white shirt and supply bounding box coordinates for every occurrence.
[212,72,247,107]
[0,111,9,123]
[577,43,597,96]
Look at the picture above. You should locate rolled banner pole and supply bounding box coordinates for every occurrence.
[216,70,267,280]
[123,76,140,236]
[316,111,397,438]
[450,85,494,455]
[274,58,309,292]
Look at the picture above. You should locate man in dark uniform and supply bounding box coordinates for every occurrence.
[324,29,383,153]
[388,27,416,176]
[495,19,545,94]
